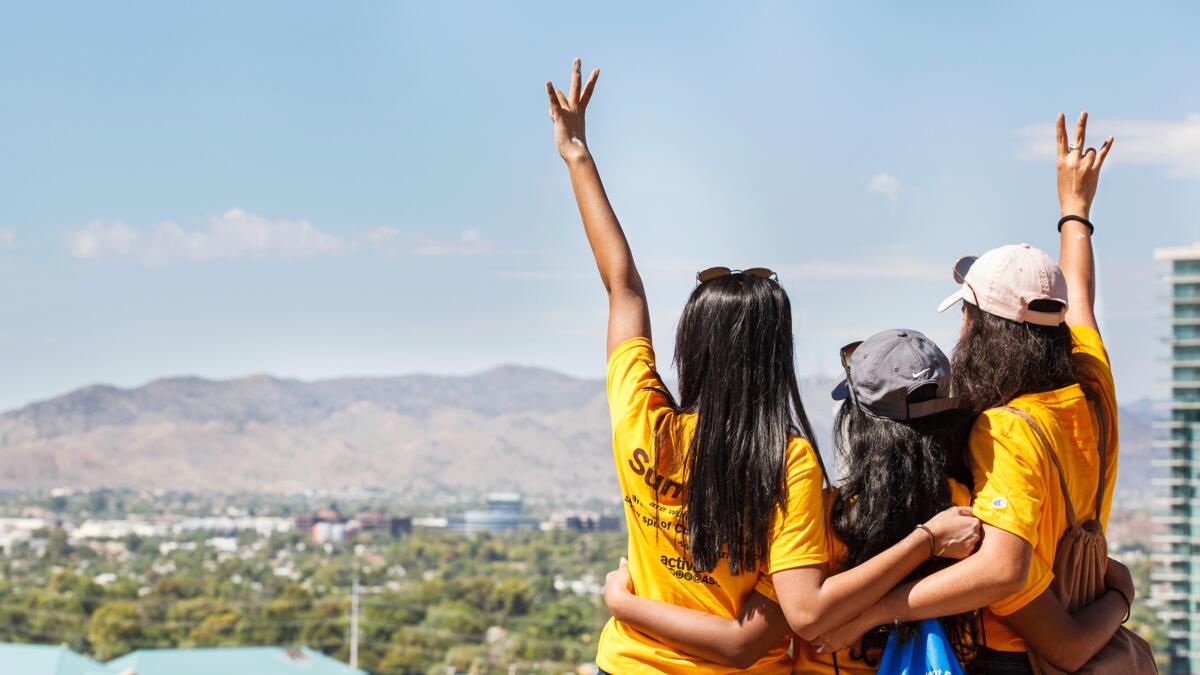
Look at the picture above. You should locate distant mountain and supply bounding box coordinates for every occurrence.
[0,369,1155,499]
[1113,397,1158,498]
[0,367,615,498]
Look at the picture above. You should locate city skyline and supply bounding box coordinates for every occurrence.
[3,3,1200,412]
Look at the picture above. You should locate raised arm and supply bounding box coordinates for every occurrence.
[603,561,791,669]
[1056,111,1113,332]
[547,58,650,356]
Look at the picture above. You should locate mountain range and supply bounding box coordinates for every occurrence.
[0,368,1157,499]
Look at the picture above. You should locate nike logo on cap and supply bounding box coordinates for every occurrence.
[912,368,931,379]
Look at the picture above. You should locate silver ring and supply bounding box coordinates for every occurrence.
[1067,145,1076,152]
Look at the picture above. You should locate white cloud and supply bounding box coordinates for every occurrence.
[361,226,493,257]
[866,173,901,203]
[0,228,14,248]
[1015,114,1200,177]
[411,229,492,257]
[363,225,401,243]
[69,208,349,266]
[67,210,496,265]
[70,221,141,259]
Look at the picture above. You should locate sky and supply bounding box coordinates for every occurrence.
[1,2,1198,412]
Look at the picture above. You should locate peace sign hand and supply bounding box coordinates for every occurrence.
[546,58,600,163]
[1057,111,1114,219]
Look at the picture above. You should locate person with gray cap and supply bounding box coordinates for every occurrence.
[812,113,1144,674]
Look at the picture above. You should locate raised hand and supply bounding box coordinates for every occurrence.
[546,58,600,162]
[923,506,982,560]
[1057,111,1114,219]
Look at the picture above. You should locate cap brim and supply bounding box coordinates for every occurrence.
[831,379,851,401]
[937,289,965,313]
[952,256,978,284]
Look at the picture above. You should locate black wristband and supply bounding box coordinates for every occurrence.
[1058,215,1094,235]
[1110,587,1132,624]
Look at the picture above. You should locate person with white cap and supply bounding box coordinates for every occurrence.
[811,113,1140,673]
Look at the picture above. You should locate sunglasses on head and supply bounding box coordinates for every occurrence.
[838,341,864,402]
[839,340,863,374]
[696,266,777,284]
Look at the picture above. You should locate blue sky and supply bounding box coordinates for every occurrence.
[1,2,1198,412]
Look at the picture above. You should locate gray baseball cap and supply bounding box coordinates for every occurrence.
[831,328,957,420]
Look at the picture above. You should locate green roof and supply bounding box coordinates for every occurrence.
[105,647,366,675]
[0,644,106,675]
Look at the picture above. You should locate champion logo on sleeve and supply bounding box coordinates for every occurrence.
[991,497,1008,509]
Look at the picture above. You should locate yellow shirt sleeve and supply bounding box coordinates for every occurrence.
[1069,325,1119,524]
[947,478,973,507]
[766,438,830,574]
[968,411,1058,616]
[968,411,1047,547]
[606,337,671,429]
[1069,324,1111,371]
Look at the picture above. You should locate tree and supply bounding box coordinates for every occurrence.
[422,602,486,640]
[45,528,71,561]
[89,601,145,660]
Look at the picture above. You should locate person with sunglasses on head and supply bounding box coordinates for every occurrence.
[546,58,979,674]
[809,114,1145,674]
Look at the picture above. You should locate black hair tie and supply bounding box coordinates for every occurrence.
[1057,215,1094,235]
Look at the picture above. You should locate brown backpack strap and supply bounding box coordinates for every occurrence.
[1000,406,1077,528]
[1085,387,1109,523]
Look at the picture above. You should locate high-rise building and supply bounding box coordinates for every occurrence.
[1153,243,1200,673]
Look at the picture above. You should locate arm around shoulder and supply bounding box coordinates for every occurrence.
[808,523,1031,654]
[603,562,790,668]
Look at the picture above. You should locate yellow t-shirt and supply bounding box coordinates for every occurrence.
[792,480,974,675]
[968,325,1119,652]
[596,338,829,675]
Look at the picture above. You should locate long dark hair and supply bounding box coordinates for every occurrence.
[952,302,1076,414]
[829,394,977,664]
[671,273,822,575]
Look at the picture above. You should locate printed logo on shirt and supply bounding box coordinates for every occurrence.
[992,497,1008,509]
[627,447,686,499]
[659,554,720,587]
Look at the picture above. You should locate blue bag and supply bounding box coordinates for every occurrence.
[876,618,965,675]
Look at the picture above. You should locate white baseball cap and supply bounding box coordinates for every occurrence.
[937,243,1068,327]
